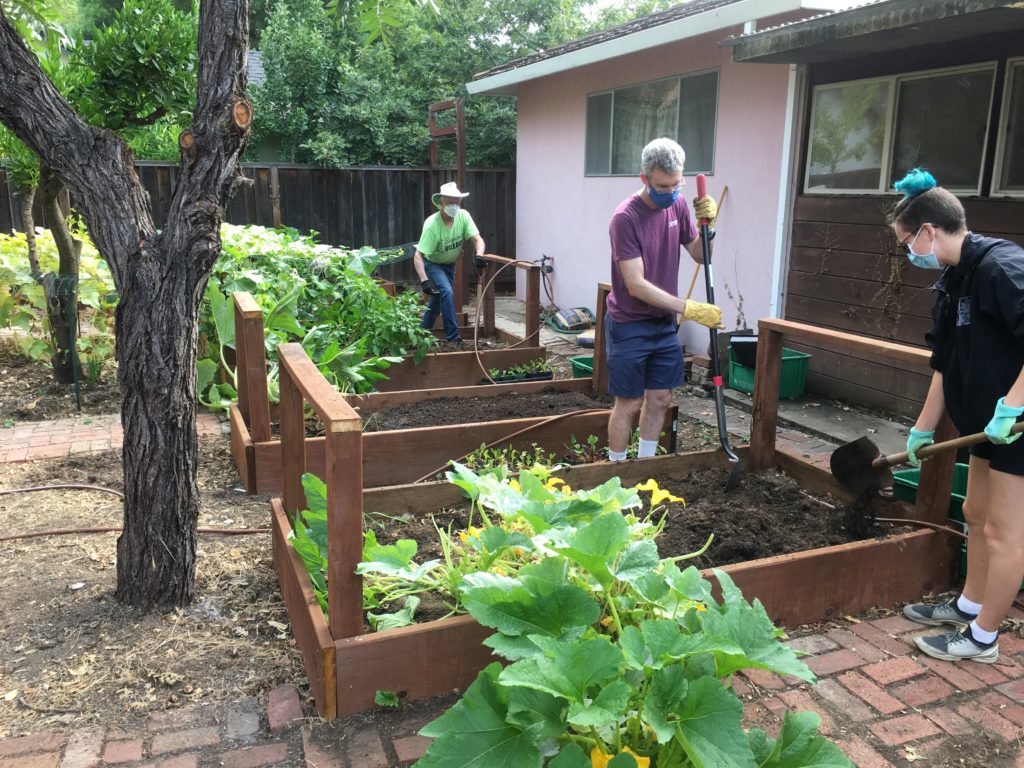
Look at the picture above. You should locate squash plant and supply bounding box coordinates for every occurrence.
[291,464,852,766]
[198,224,433,406]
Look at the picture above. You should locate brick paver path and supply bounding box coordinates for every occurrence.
[0,413,226,463]
[2,412,1023,765]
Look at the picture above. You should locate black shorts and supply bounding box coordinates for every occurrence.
[970,438,1024,476]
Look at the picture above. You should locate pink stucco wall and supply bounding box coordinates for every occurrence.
[513,27,792,352]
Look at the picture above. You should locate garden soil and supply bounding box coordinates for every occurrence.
[0,345,121,422]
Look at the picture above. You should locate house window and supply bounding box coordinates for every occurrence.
[994,58,1024,196]
[806,80,892,192]
[805,64,996,195]
[585,69,719,176]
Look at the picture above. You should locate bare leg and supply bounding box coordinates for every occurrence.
[609,396,643,454]
[639,389,672,442]
[961,455,991,605]
[975,466,1024,634]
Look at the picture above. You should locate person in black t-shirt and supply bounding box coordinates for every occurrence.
[893,169,1024,664]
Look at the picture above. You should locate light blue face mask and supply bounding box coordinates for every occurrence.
[908,227,942,270]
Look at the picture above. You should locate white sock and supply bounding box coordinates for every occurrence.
[637,438,659,458]
[957,594,982,615]
[608,449,628,462]
[969,620,998,645]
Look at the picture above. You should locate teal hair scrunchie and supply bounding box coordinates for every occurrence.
[893,168,937,198]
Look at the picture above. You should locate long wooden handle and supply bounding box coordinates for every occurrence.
[683,185,728,301]
[875,420,1024,467]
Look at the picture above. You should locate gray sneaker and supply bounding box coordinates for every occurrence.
[914,626,998,664]
[902,598,975,627]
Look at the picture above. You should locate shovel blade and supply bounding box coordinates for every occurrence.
[830,436,892,495]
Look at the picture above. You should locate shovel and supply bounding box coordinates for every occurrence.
[693,174,741,491]
[830,422,1024,496]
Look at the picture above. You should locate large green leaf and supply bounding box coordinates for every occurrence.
[614,540,661,585]
[550,512,631,588]
[567,678,632,728]
[302,473,328,515]
[506,687,566,740]
[757,711,855,768]
[204,282,235,351]
[368,595,419,631]
[548,743,589,768]
[673,676,756,768]
[498,635,622,704]
[697,571,814,682]
[417,663,542,768]
[642,665,688,743]
[460,570,599,642]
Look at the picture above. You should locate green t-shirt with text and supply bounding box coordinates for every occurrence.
[416,210,479,265]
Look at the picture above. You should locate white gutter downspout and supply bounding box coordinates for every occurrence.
[769,63,798,318]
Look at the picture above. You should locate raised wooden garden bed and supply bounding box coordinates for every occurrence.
[231,282,612,493]
[270,319,962,719]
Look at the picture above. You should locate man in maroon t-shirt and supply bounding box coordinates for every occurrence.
[606,137,723,462]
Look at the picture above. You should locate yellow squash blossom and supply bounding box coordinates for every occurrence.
[591,746,650,768]
[545,477,566,490]
[635,479,684,506]
[458,525,482,543]
[509,478,521,491]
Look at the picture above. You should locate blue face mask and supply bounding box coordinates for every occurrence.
[907,228,942,270]
[647,186,680,209]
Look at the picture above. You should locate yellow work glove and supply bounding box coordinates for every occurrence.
[680,300,724,329]
[693,195,717,227]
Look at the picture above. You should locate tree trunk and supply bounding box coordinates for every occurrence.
[19,185,40,275]
[40,168,80,384]
[0,1,251,609]
[113,243,204,606]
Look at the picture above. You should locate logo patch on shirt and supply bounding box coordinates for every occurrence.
[668,220,678,228]
[956,296,971,327]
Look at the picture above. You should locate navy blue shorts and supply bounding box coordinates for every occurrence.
[969,437,1024,476]
[605,316,685,398]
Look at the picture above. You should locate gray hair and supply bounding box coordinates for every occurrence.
[641,138,686,177]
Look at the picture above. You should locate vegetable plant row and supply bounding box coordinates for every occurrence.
[290,463,853,767]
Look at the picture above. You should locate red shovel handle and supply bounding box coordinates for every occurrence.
[695,174,709,226]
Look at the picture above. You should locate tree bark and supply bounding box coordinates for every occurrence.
[40,168,80,384]
[19,186,39,276]
[0,1,251,609]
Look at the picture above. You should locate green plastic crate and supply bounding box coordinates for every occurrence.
[727,347,811,399]
[893,463,969,577]
[570,355,593,378]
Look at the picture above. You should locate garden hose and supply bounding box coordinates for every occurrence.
[470,257,548,384]
[0,484,270,541]
[411,407,610,484]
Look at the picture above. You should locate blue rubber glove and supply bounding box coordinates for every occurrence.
[984,397,1024,445]
[907,427,935,467]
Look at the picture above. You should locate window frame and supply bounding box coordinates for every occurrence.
[583,67,720,178]
[804,62,998,197]
[890,61,997,197]
[804,73,896,195]
[992,56,1024,198]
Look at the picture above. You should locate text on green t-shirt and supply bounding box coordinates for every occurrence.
[416,210,480,265]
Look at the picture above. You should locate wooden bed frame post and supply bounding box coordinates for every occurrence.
[525,264,541,346]
[233,292,271,443]
[592,283,610,397]
[277,343,365,641]
[750,325,784,471]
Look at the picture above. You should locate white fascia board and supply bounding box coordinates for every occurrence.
[466,0,854,96]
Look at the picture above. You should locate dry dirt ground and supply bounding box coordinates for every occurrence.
[0,441,305,738]
[0,344,121,423]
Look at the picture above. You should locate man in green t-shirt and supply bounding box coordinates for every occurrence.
[414,181,486,344]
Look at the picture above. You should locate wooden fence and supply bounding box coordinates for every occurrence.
[1,162,516,285]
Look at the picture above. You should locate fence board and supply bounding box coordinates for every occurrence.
[0,162,515,288]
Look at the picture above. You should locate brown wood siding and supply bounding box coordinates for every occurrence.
[784,195,1024,417]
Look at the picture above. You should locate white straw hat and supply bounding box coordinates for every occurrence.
[432,181,470,207]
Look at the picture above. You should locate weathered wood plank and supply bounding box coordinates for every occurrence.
[271,500,336,719]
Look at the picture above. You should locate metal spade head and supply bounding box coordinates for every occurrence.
[830,436,893,496]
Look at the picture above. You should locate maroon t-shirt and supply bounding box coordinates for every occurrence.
[607,193,698,323]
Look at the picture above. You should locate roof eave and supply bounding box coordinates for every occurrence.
[727,0,1024,64]
[465,0,850,96]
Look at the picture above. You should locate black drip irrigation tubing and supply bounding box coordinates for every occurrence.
[0,484,269,542]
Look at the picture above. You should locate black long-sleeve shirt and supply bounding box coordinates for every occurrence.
[926,233,1024,434]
